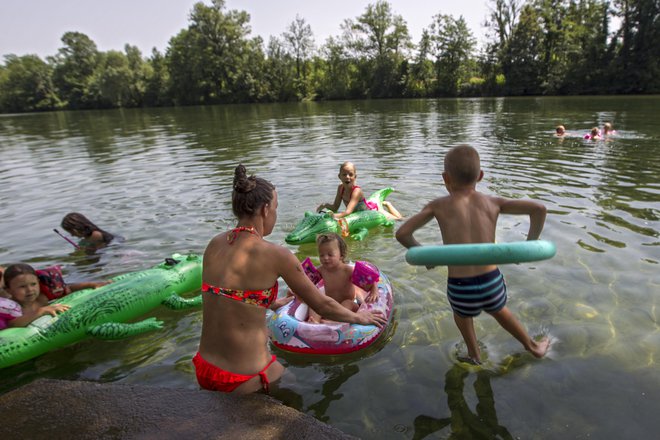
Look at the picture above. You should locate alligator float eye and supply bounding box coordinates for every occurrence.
[164,258,180,266]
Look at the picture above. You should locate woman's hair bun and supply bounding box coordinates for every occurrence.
[233,164,257,193]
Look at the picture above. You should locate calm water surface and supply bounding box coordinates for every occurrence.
[1,97,659,439]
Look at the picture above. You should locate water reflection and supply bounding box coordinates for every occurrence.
[412,365,513,440]
[1,97,659,437]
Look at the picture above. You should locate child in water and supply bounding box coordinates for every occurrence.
[396,145,550,364]
[2,264,70,327]
[555,125,566,136]
[61,212,114,250]
[584,127,601,140]
[2,263,110,327]
[317,161,403,221]
[307,233,378,323]
[603,122,615,135]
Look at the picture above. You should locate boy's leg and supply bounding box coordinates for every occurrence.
[489,307,549,358]
[453,313,481,363]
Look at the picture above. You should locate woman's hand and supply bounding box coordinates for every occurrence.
[355,310,387,327]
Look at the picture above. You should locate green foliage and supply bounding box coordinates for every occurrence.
[0,0,658,113]
[502,3,544,94]
[283,15,316,99]
[0,54,62,112]
[428,14,476,96]
[51,32,100,109]
[340,1,412,98]
[166,0,265,104]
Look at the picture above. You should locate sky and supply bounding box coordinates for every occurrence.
[0,0,493,59]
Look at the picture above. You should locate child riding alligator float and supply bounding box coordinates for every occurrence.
[285,188,396,245]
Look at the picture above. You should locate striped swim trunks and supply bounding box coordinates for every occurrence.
[446,268,507,317]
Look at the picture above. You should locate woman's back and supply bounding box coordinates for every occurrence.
[199,228,279,372]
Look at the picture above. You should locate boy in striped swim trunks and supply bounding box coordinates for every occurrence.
[396,145,550,364]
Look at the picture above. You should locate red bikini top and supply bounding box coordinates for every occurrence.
[201,282,278,308]
[202,226,278,308]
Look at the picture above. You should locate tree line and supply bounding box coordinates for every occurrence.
[0,0,658,113]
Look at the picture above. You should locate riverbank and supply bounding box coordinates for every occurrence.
[0,379,356,439]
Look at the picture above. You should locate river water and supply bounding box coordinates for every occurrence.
[0,97,658,438]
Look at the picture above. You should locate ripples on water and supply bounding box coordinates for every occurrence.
[0,97,658,438]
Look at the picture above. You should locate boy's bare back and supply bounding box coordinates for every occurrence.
[397,144,546,278]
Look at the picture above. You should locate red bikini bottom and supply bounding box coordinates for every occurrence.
[192,352,277,393]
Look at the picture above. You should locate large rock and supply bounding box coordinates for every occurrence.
[0,379,357,440]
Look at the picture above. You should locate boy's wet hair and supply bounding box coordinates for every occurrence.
[316,232,348,262]
[61,212,114,244]
[3,263,36,289]
[232,164,275,218]
[444,144,481,185]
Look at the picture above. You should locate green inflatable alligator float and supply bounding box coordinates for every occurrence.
[0,253,202,369]
[285,188,396,245]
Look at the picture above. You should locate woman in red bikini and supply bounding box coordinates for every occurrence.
[195,164,387,394]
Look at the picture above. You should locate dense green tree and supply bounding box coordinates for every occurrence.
[88,45,151,108]
[501,3,544,94]
[561,0,610,94]
[341,1,412,97]
[316,37,359,99]
[428,14,476,96]
[90,50,132,108]
[51,32,100,109]
[404,29,435,97]
[483,0,521,91]
[0,54,61,112]
[263,36,296,101]
[611,0,660,92]
[283,15,315,98]
[123,45,152,106]
[166,0,265,104]
[144,49,171,107]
